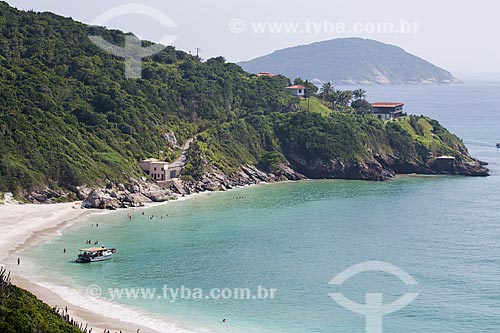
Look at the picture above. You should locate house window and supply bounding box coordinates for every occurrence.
[154,167,157,171]
[298,89,303,94]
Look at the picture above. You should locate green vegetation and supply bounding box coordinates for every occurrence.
[298,97,333,115]
[194,110,472,179]
[0,2,480,195]
[0,268,82,333]
[317,83,371,114]
[394,116,470,160]
[0,2,295,194]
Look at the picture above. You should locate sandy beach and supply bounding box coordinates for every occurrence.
[0,201,163,333]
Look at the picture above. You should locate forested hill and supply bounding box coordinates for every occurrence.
[0,2,487,198]
[0,1,294,194]
[238,38,460,85]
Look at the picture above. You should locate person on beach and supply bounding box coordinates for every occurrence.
[222,318,226,323]
[63,248,66,254]
[17,257,20,265]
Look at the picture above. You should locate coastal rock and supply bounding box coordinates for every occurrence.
[287,155,394,181]
[47,149,488,211]
[276,164,307,181]
[145,190,176,202]
[82,190,121,209]
[431,158,489,176]
[29,188,65,203]
[75,186,93,201]
[83,190,102,209]
[241,165,269,182]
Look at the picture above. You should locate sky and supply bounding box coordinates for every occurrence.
[5,0,500,80]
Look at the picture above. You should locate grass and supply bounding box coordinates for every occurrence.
[299,97,334,115]
[0,267,83,333]
[397,117,433,139]
[395,116,467,159]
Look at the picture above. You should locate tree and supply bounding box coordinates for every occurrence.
[338,90,353,108]
[351,99,373,115]
[353,88,367,100]
[303,79,318,97]
[320,82,334,99]
[293,78,305,86]
[326,90,342,109]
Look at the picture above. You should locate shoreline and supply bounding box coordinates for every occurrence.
[0,184,258,333]
[0,201,161,333]
[0,175,463,333]
[0,196,209,333]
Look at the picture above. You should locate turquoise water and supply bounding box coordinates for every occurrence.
[24,82,500,333]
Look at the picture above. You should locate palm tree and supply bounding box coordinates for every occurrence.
[339,90,353,107]
[327,90,342,109]
[320,82,334,99]
[353,88,367,101]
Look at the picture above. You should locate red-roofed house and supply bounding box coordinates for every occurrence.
[286,85,306,97]
[371,102,404,120]
[256,72,275,77]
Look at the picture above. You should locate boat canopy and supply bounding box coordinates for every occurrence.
[79,247,108,252]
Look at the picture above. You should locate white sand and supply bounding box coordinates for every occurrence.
[0,202,88,261]
[0,201,162,333]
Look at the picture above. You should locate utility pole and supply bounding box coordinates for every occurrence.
[195,48,202,58]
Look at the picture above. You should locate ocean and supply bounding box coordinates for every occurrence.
[22,81,500,333]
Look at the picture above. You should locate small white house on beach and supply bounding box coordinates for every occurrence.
[139,158,170,181]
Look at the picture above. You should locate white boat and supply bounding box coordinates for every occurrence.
[76,247,117,263]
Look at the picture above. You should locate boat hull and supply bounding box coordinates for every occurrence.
[75,247,117,263]
[76,254,113,263]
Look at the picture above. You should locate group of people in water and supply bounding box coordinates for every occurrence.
[126,211,169,220]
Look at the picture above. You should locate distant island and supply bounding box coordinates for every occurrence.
[238,38,461,85]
